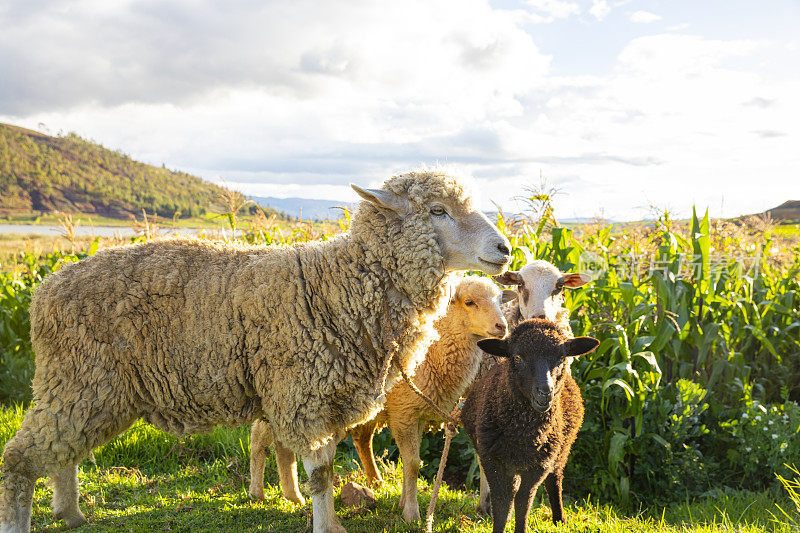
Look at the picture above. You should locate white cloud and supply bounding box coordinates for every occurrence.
[0,0,549,116]
[666,22,691,31]
[589,0,611,21]
[524,0,580,22]
[616,34,761,76]
[630,10,661,24]
[2,3,798,221]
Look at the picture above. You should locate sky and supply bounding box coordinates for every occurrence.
[1,0,798,221]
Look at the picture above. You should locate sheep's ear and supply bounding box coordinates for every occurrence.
[351,184,410,216]
[559,272,592,288]
[477,338,510,358]
[563,336,600,358]
[493,271,523,286]
[501,289,517,304]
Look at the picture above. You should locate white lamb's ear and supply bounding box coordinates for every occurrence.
[501,289,517,304]
[351,184,411,216]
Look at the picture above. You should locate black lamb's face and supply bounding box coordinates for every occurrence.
[511,347,566,412]
[477,320,600,412]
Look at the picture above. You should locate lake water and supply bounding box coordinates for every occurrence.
[0,224,218,238]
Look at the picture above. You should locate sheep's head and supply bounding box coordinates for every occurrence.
[493,260,591,321]
[452,276,515,339]
[351,171,511,275]
[477,319,598,412]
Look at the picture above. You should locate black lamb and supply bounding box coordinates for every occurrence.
[461,318,599,532]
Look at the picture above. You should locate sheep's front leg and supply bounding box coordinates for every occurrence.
[544,471,565,524]
[51,464,87,528]
[302,438,346,533]
[274,438,304,505]
[248,420,273,501]
[395,421,423,522]
[514,470,544,533]
[482,460,516,533]
[476,458,491,515]
[351,418,382,486]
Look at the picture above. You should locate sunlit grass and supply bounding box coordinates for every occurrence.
[2,408,798,532]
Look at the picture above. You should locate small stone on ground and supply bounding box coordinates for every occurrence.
[340,481,376,508]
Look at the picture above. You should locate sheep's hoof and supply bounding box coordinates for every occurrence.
[284,492,305,505]
[476,500,491,516]
[401,505,421,523]
[248,492,266,502]
[54,509,87,529]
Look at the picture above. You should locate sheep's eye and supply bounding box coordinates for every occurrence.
[430,205,446,216]
[465,300,476,307]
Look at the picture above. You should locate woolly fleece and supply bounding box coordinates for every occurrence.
[0,170,478,531]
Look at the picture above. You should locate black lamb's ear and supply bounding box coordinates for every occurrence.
[477,338,510,358]
[350,184,411,216]
[563,336,600,358]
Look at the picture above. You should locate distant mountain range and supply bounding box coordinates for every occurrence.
[250,198,614,223]
[251,196,356,220]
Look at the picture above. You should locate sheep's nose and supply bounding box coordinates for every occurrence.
[534,385,551,398]
[536,314,546,319]
[497,243,510,256]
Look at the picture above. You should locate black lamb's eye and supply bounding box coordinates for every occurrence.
[430,205,446,216]
[513,355,522,364]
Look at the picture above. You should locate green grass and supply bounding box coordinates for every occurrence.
[773,224,800,238]
[1,407,798,532]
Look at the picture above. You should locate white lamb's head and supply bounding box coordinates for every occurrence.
[351,171,511,275]
[451,276,515,339]
[493,260,591,321]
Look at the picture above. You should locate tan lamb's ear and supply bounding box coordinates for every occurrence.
[500,289,517,304]
[350,184,411,217]
[559,272,592,288]
[563,336,600,358]
[493,271,523,286]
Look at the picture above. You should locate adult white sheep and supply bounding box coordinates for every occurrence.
[0,170,511,533]
[249,275,515,522]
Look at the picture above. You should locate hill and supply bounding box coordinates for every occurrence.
[0,122,241,219]
[764,200,800,222]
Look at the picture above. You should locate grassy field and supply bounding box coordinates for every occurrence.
[0,408,797,532]
[1,207,799,531]
[0,214,340,271]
